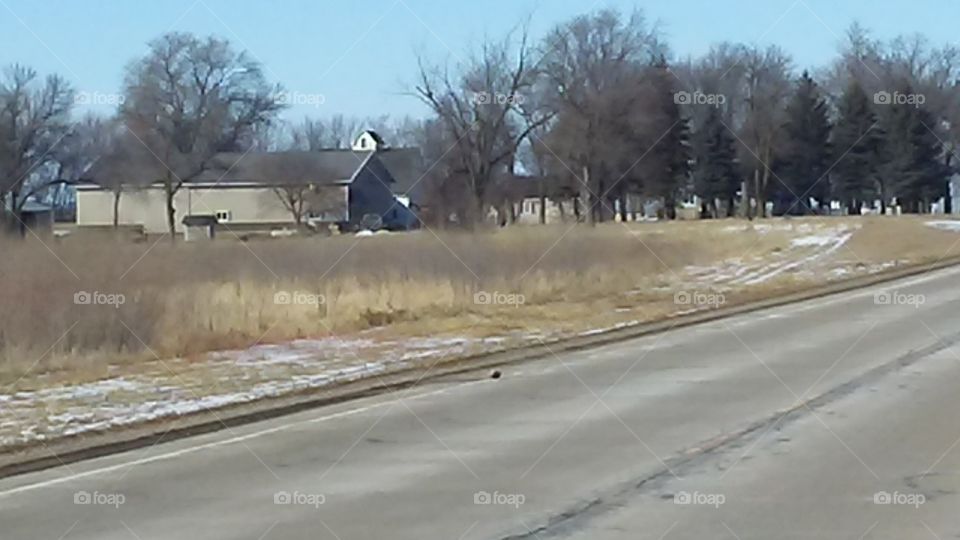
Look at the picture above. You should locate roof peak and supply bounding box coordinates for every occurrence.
[353,130,387,151]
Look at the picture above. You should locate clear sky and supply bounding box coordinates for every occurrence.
[1,0,957,122]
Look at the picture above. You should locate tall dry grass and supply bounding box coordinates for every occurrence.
[844,215,960,264]
[5,218,899,384]
[0,224,729,381]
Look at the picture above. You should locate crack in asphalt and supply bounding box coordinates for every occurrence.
[495,326,960,540]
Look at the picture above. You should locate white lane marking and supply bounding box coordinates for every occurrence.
[0,380,489,498]
[3,264,959,498]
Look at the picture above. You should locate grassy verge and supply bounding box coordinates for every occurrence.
[1,215,958,390]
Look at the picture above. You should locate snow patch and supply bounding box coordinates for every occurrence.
[0,332,556,447]
[925,221,960,232]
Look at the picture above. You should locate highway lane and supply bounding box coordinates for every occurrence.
[554,344,960,540]
[3,266,960,539]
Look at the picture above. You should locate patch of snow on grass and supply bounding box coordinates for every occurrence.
[685,225,856,287]
[925,221,960,232]
[0,332,550,448]
[791,234,842,248]
[739,232,852,285]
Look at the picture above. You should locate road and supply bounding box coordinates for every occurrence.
[3,266,960,539]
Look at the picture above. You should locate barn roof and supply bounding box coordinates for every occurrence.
[81,148,425,193]
[194,151,374,185]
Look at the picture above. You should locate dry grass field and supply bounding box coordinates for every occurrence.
[1,215,958,389]
[4,215,960,447]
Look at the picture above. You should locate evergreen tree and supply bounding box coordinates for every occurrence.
[779,71,832,215]
[905,106,950,211]
[831,80,882,214]
[693,106,739,218]
[645,56,691,219]
[880,82,951,213]
[878,94,913,212]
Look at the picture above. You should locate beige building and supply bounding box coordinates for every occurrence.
[76,182,327,234]
[77,132,422,235]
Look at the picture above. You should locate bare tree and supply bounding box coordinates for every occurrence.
[120,32,284,238]
[219,149,344,227]
[272,183,346,227]
[673,43,792,218]
[739,46,792,218]
[395,117,472,227]
[825,25,960,212]
[266,155,339,226]
[286,115,425,151]
[273,184,312,226]
[55,116,111,186]
[373,115,425,148]
[413,24,553,226]
[0,64,74,231]
[539,9,662,223]
[288,115,362,150]
[80,120,158,227]
[517,121,556,224]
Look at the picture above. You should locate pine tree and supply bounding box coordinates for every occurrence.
[779,71,832,215]
[693,106,739,218]
[878,94,913,212]
[665,117,693,218]
[645,56,691,219]
[831,80,882,214]
[880,82,951,213]
[905,106,950,211]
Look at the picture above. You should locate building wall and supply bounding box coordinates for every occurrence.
[350,157,412,228]
[77,188,170,233]
[77,185,348,234]
[353,132,382,152]
[514,197,566,224]
[951,174,960,215]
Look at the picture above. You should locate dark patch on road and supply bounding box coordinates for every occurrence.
[365,437,387,444]
[496,328,960,540]
[906,472,959,501]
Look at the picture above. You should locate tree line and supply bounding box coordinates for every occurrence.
[413,14,960,225]
[2,9,960,235]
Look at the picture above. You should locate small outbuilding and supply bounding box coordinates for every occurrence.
[19,201,55,236]
[181,214,218,242]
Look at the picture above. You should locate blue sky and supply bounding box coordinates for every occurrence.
[1,0,957,122]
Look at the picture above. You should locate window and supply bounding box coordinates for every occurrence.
[215,210,232,222]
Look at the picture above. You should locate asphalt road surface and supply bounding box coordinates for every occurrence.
[4,266,960,539]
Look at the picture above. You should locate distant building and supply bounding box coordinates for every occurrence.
[77,132,424,235]
[181,214,218,241]
[494,175,580,225]
[17,201,55,236]
[950,173,960,215]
